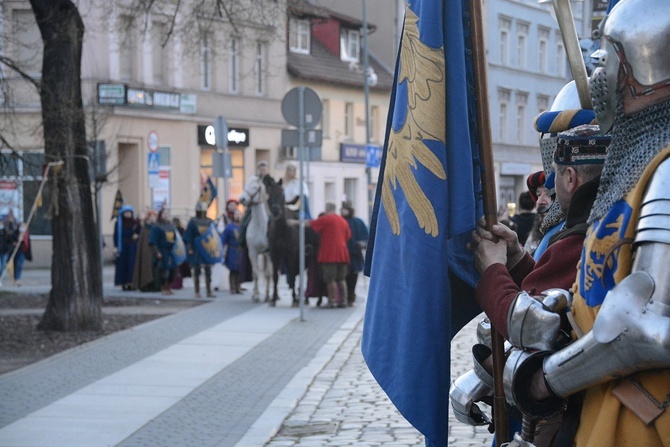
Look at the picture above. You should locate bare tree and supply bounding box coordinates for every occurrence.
[0,0,287,331]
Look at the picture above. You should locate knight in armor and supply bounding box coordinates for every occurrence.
[499,1,670,445]
[453,125,608,446]
[184,202,217,298]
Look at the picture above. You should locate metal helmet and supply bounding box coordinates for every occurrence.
[589,0,670,133]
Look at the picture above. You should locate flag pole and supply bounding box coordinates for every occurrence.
[469,0,509,444]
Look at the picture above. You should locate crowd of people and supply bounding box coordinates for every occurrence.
[111,162,369,307]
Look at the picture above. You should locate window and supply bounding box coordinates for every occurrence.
[344,102,354,139]
[341,29,360,62]
[200,33,212,90]
[118,15,136,81]
[344,178,357,205]
[499,17,511,65]
[151,22,167,85]
[13,9,43,75]
[229,37,240,94]
[498,89,511,142]
[538,28,550,73]
[254,41,266,96]
[516,93,528,144]
[516,23,528,69]
[516,105,526,143]
[556,42,566,77]
[0,151,52,236]
[537,94,550,114]
[370,105,379,142]
[289,18,310,54]
[322,99,330,138]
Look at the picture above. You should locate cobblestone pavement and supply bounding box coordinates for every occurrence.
[265,316,493,447]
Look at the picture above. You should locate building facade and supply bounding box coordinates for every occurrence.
[0,0,600,266]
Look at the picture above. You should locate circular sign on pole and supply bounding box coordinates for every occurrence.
[281,87,322,129]
[147,130,159,152]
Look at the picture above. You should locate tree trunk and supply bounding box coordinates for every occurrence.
[31,0,103,331]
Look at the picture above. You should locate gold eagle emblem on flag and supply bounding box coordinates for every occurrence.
[382,8,447,237]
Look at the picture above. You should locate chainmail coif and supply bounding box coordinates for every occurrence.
[540,200,565,235]
[588,98,670,223]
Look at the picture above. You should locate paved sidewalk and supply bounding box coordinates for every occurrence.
[0,267,492,446]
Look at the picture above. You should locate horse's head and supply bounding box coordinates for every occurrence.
[239,176,266,207]
[265,177,286,218]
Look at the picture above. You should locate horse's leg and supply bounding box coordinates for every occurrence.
[271,256,280,304]
[249,248,260,303]
[264,254,272,303]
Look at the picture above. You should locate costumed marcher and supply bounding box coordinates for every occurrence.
[523,171,552,257]
[212,199,242,292]
[132,210,160,292]
[222,199,240,225]
[282,163,311,219]
[302,202,351,308]
[510,192,536,246]
[500,2,670,446]
[12,222,31,286]
[452,125,609,446]
[113,205,141,290]
[170,217,190,290]
[340,201,368,306]
[221,208,243,294]
[149,208,178,295]
[183,202,222,298]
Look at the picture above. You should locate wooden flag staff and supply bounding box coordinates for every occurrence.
[469,0,509,444]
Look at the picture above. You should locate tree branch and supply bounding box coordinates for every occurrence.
[0,55,41,90]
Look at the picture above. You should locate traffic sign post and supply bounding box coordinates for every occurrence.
[213,115,229,205]
[281,87,322,322]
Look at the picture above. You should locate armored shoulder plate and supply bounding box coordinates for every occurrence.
[637,158,670,245]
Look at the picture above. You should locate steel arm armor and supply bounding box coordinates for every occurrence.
[507,159,670,417]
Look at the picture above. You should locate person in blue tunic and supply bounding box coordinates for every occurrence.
[113,205,141,290]
[221,209,243,294]
[149,208,178,295]
[183,202,217,298]
[340,202,369,306]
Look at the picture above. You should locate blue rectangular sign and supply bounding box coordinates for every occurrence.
[366,144,381,168]
[339,143,367,163]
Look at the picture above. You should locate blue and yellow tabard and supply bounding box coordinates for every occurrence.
[571,147,670,447]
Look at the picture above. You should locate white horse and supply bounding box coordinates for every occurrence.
[238,176,273,303]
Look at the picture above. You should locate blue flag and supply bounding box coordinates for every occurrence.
[198,176,218,207]
[361,1,484,446]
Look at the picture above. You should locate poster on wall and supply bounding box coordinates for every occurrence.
[152,169,171,211]
[0,180,20,219]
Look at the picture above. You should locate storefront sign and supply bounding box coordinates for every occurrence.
[97,83,126,105]
[198,126,249,147]
[340,143,367,163]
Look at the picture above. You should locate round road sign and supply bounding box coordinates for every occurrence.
[147,130,159,152]
[281,87,322,129]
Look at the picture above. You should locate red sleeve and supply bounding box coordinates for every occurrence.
[520,234,584,294]
[509,252,535,286]
[310,217,324,233]
[475,263,520,340]
[475,234,585,341]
